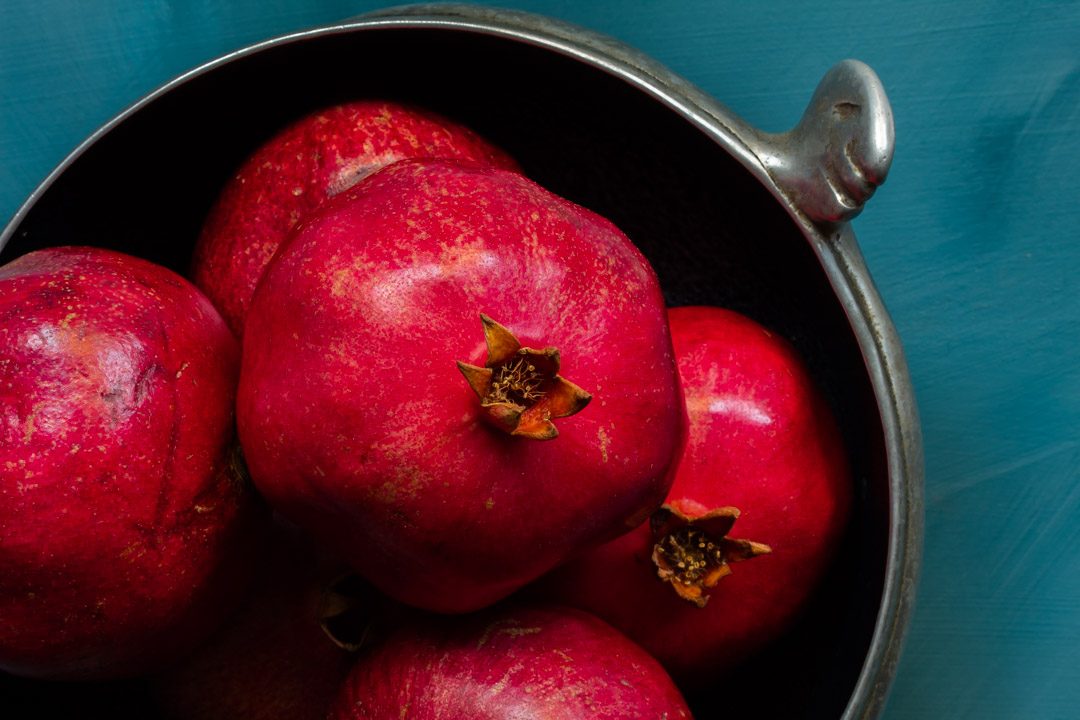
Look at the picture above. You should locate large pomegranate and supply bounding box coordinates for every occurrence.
[238,159,685,613]
[191,100,517,335]
[328,604,692,719]
[0,246,258,680]
[540,306,852,686]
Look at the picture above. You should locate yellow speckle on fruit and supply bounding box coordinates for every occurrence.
[22,413,36,443]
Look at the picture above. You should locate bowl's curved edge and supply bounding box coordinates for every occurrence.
[0,6,924,718]
[0,26,327,254]
[823,225,924,720]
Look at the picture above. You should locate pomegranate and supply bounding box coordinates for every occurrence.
[0,246,258,680]
[152,519,361,720]
[328,604,692,719]
[191,100,517,335]
[237,159,684,613]
[539,306,852,686]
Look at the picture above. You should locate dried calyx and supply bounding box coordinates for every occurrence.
[650,505,772,608]
[319,573,373,652]
[457,314,591,440]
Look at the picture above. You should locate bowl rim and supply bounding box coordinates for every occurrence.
[0,6,923,718]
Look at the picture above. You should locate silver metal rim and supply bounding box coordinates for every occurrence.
[0,7,923,718]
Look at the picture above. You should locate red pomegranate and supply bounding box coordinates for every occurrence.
[539,305,852,686]
[0,246,258,680]
[191,100,517,335]
[152,519,360,720]
[237,159,684,613]
[328,604,692,719]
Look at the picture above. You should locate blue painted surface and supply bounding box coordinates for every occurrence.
[2,1,1078,717]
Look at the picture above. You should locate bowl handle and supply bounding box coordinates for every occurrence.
[357,8,893,224]
[748,60,895,224]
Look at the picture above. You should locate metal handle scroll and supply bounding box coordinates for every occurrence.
[752,60,895,225]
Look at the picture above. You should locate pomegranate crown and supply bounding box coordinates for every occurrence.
[456,314,591,440]
[650,505,772,607]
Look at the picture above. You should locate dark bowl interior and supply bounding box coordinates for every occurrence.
[1,25,889,719]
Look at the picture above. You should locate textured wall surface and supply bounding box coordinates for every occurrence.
[2,1,1078,717]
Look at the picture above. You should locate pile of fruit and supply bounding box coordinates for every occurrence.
[1,101,853,718]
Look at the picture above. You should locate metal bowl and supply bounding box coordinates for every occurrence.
[0,4,922,718]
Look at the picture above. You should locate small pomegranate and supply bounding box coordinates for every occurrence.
[540,306,852,686]
[152,519,361,720]
[328,604,692,719]
[0,246,258,680]
[191,100,517,335]
[238,159,684,613]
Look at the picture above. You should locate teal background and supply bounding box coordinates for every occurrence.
[2,2,1078,717]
